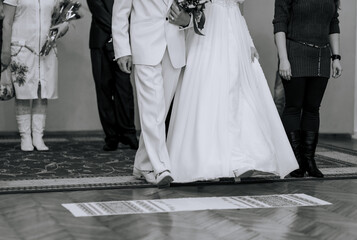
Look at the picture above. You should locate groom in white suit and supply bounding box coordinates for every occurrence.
[112,0,190,187]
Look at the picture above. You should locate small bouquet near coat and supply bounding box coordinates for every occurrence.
[0,66,15,101]
[40,0,82,56]
[177,0,211,35]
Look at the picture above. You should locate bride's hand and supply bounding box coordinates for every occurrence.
[279,59,292,80]
[250,47,259,62]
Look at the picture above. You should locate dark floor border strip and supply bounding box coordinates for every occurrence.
[0,130,141,139]
[0,130,104,137]
[1,175,357,195]
[0,132,350,137]
[0,174,133,181]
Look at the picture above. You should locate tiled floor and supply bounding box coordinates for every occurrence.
[0,180,356,240]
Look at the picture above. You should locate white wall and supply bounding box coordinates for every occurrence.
[320,0,356,134]
[244,0,277,92]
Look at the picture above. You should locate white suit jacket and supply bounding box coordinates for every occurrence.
[112,0,186,69]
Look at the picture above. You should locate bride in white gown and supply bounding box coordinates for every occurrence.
[167,0,299,183]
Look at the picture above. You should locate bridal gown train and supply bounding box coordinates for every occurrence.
[167,0,299,183]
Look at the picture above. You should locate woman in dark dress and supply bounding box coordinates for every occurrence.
[273,0,342,178]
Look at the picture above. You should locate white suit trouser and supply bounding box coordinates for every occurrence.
[133,49,181,177]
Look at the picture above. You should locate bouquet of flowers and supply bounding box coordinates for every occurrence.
[40,0,82,56]
[0,82,14,101]
[177,0,211,35]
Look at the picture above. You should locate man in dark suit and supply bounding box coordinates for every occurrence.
[87,0,138,151]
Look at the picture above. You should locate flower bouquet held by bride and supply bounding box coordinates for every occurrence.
[177,0,211,35]
[40,0,82,56]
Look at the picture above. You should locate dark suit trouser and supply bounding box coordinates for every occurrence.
[90,47,136,144]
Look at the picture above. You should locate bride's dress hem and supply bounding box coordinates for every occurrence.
[173,170,287,184]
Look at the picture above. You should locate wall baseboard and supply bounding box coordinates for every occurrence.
[320,133,352,139]
[0,130,142,138]
[352,132,357,139]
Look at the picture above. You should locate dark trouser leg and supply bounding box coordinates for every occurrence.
[0,20,2,57]
[300,77,328,178]
[165,97,174,138]
[282,77,307,177]
[111,56,138,149]
[90,48,119,147]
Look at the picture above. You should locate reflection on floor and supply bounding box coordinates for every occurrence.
[0,135,356,240]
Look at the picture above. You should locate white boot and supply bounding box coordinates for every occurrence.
[16,114,34,151]
[32,114,49,151]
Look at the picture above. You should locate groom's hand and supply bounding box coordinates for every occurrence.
[117,55,132,74]
[169,2,190,27]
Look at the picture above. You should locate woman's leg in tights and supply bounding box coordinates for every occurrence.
[282,77,307,177]
[301,77,329,132]
[15,99,33,151]
[282,77,306,132]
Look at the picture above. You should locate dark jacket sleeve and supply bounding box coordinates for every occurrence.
[0,1,4,21]
[329,5,340,34]
[87,0,112,34]
[273,0,293,34]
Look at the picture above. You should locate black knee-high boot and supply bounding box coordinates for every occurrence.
[301,131,324,178]
[287,131,305,178]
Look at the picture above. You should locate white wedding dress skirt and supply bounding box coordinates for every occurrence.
[167,0,298,183]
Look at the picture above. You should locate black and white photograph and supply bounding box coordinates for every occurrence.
[0,0,356,239]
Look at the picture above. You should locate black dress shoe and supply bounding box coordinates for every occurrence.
[103,142,118,151]
[120,134,139,150]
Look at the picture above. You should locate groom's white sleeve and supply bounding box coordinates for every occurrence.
[112,0,132,59]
